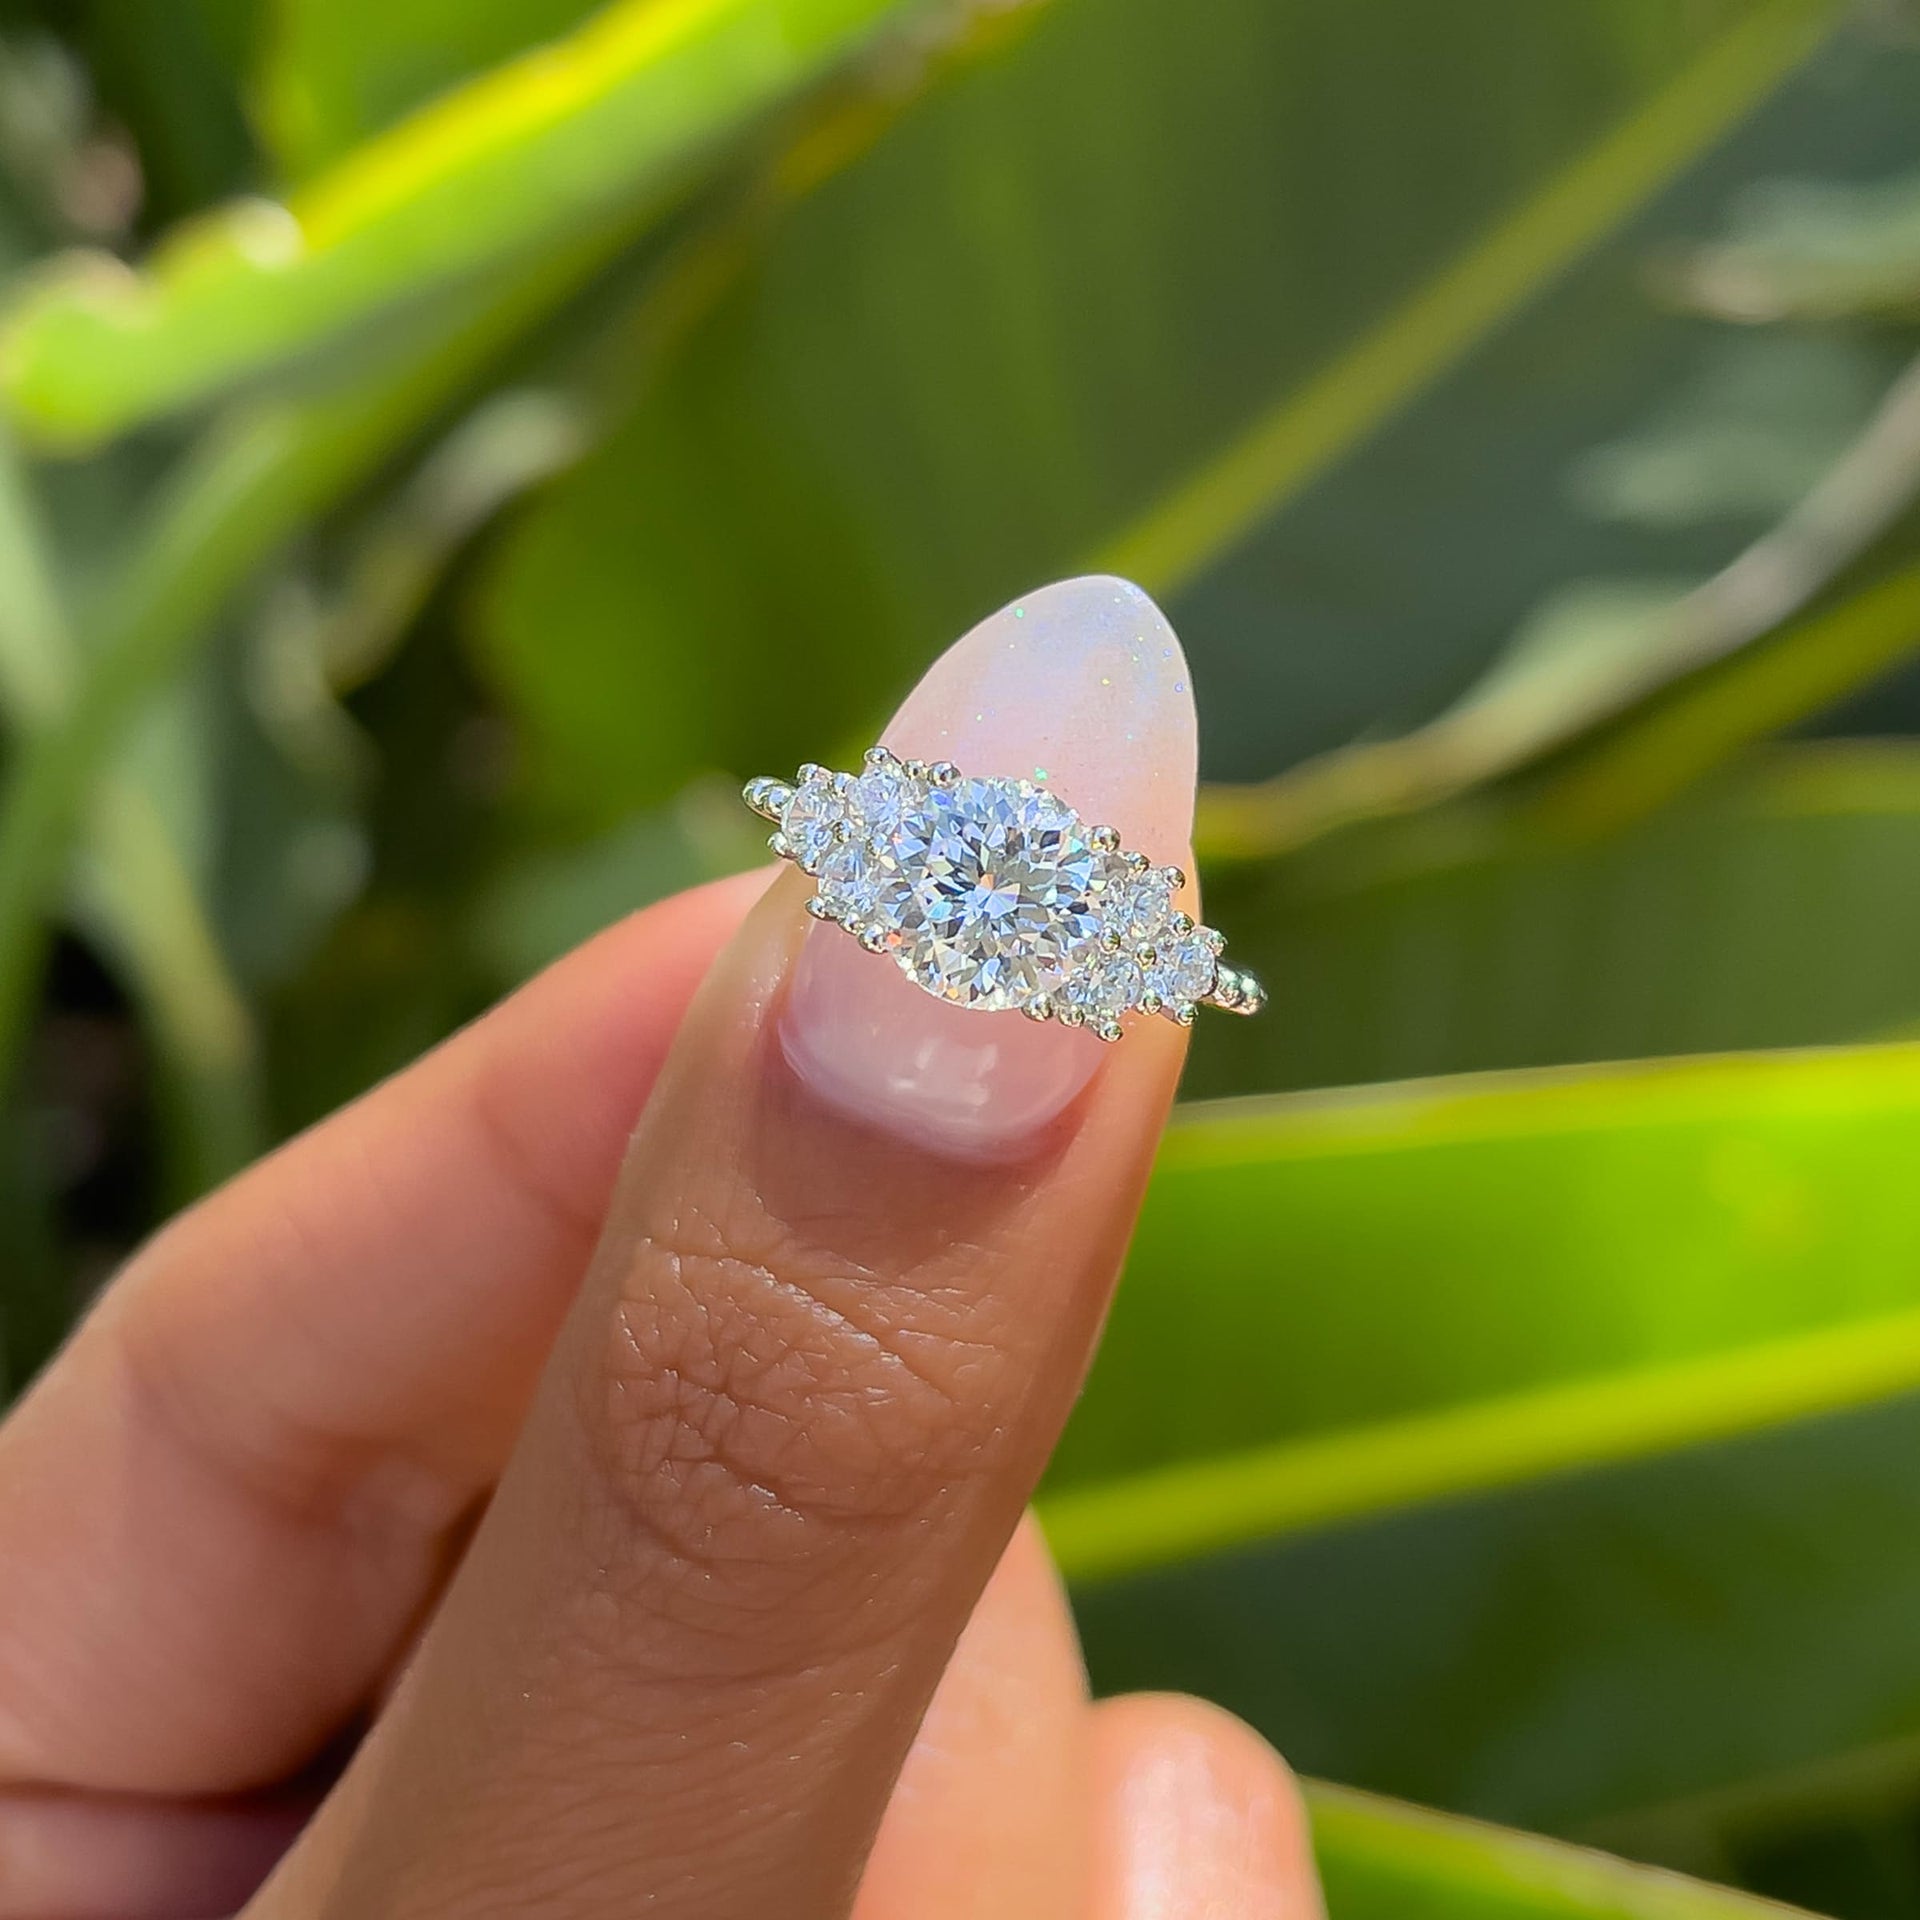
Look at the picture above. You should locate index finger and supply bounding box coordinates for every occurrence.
[258,577,1202,1920]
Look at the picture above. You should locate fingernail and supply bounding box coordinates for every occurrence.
[778,575,1198,1162]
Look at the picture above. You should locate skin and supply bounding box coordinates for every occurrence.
[0,580,1324,1919]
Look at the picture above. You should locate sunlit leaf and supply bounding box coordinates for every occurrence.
[258,0,602,177]
[1310,1782,1819,1920]
[1054,1037,1920,1566]
[473,0,1827,822]
[1049,1040,1920,1852]
[0,0,924,444]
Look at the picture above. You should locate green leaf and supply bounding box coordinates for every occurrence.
[1072,1381,1920,1860]
[0,424,71,723]
[1568,333,1887,531]
[1046,1042,1920,1847]
[469,778,763,985]
[0,0,922,445]
[72,771,264,1198]
[1183,743,1920,1101]
[1086,0,1829,600]
[1049,1038,1920,1574]
[472,0,1827,823]
[258,0,603,177]
[0,425,262,1252]
[1532,562,1920,838]
[1308,1781,1818,1920]
[1194,334,1920,863]
[0,213,638,1113]
[1673,167,1920,322]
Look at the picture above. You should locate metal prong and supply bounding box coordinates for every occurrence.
[1057,1004,1086,1029]
[928,761,961,789]
[768,831,792,861]
[1135,946,1158,968]
[831,818,855,843]
[1022,997,1052,1023]
[1100,929,1123,954]
[1160,864,1188,893]
[1094,1017,1124,1044]
[1170,911,1195,937]
[1173,1001,1198,1027]
[858,926,888,954]
[864,745,899,770]
[1127,851,1151,875]
[1137,990,1163,1017]
[903,758,931,780]
[1089,823,1122,854]
[804,896,837,921]
[742,776,792,821]
[797,762,824,785]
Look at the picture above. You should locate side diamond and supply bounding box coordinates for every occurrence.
[1148,929,1222,1012]
[854,758,924,835]
[1100,864,1176,950]
[781,770,854,873]
[1063,951,1145,1022]
[819,836,882,920]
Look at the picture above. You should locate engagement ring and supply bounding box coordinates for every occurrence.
[743,750,1265,1040]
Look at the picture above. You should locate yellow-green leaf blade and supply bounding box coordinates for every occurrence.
[1047,1039,1920,1582]
[1309,1782,1817,1920]
[0,0,915,445]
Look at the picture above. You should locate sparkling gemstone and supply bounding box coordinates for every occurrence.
[782,772,852,871]
[1102,864,1175,950]
[818,836,881,919]
[1064,951,1145,1022]
[883,777,1101,1010]
[854,760,922,835]
[1148,933,1219,1008]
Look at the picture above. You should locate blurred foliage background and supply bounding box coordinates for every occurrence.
[8,0,1920,1915]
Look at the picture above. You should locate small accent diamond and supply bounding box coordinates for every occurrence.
[781,771,853,872]
[1064,951,1146,1022]
[854,759,923,836]
[1102,864,1176,950]
[818,838,881,919]
[1148,932,1219,1009]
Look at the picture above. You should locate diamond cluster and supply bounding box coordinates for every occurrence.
[743,750,1263,1040]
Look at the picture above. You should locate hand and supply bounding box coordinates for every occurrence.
[0,579,1320,1919]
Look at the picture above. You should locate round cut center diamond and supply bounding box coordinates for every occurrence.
[883,777,1100,1010]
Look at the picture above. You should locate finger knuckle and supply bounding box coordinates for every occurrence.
[575,1194,1007,1597]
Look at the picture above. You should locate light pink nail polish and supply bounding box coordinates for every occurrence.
[779,575,1198,1162]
